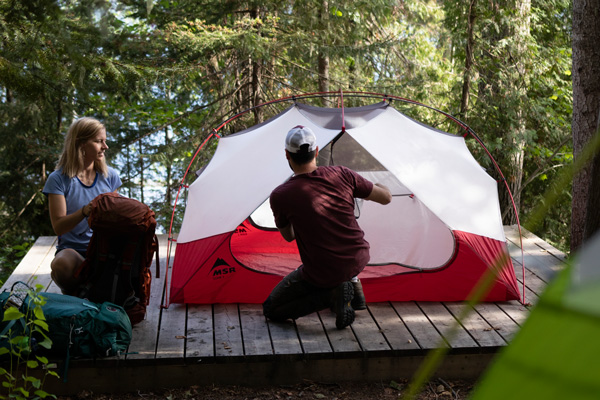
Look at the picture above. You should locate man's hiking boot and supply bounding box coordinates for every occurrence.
[351,279,367,310]
[332,281,355,329]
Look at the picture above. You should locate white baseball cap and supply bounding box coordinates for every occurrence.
[285,125,317,153]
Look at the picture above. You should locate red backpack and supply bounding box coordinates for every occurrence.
[75,193,159,325]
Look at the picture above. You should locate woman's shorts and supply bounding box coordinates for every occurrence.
[55,248,87,259]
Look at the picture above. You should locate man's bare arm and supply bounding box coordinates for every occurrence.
[278,223,295,242]
[365,183,392,205]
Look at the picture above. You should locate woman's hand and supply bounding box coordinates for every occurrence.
[48,194,90,235]
[82,203,92,218]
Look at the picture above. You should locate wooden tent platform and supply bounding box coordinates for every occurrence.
[1,225,566,395]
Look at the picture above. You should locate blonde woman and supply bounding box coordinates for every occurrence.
[43,117,122,294]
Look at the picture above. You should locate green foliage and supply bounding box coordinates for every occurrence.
[0,0,573,253]
[441,0,572,248]
[0,0,157,241]
[0,285,58,400]
[0,237,33,284]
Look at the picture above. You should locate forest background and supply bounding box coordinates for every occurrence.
[0,0,595,282]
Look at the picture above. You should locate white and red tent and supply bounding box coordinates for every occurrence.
[168,97,521,305]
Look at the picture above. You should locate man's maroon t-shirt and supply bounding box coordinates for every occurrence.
[270,165,374,288]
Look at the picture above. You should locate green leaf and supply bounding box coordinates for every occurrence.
[331,7,343,17]
[33,307,46,321]
[37,335,53,350]
[2,308,24,321]
[26,360,39,368]
[33,320,49,331]
[0,347,9,356]
[23,376,41,389]
[35,355,49,364]
[47,371,60,379]
[34,390,55,398]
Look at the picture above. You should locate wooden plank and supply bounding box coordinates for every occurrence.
[151,238,187,360]
[155,303,187,359]
[417,302,478,348]
[368,303,419,351]
[496,300,531,326]
[45,282,63,294]
[267,319,303,355]
[505,228,563,282]
[295,312,332,355]
[186,304,214,359]
[41,352,499,396]
[392,302,446,349]
[239,304,273,356]
[127,276,165,359]
[511,255,548,298]
[515,282,539,307]
[318,310,362,353]
[510,249,544,307]
[505,225,567,262]
[473,302,521,343]
[444,302,506,347]
[127,235,170,360]
[351,308,390,352]
[155,262,186,360]
[511,265,541,306]
[30,247,56,292]
[213,303,244,357]
[507,239,555,283]
[1,236,56,292]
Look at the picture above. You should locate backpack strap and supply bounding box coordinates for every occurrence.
[0,318,23,339]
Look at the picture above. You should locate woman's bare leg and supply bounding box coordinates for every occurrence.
[50,249,84,295]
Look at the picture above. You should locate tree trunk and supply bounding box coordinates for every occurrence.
[126,146,132,198]
[584,117,600,241]
[498,0,530,226]
[251,60,262,123]
[250,7,263,124]
[165,127,172,208]
[139,138,144,204]
[318,53,329,95]
[572,0,600,250]
[318,0,330,107]
[460,0,477,118]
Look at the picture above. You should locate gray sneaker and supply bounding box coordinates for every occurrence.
[332,281,355,329]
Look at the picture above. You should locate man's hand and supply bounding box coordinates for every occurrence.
[365,183,392,205]
[279,223,296,242]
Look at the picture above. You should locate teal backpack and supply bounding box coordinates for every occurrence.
[1,282,132,360]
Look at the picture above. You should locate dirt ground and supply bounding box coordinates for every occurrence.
[67,379,476,400]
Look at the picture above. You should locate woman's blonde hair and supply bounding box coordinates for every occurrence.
[56,117,109,178]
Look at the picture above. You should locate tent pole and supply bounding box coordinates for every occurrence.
[340,88,346,133]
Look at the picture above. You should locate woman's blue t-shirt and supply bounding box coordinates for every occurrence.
[43,167,122,252]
